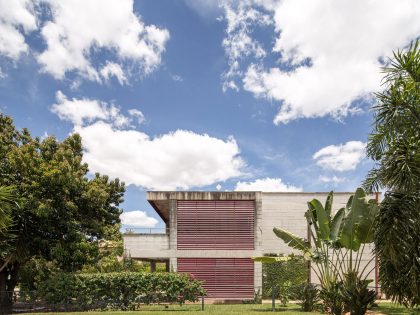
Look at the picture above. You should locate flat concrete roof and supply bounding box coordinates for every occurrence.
[146,191,376,224]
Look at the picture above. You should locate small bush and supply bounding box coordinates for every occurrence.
[294,283,320,312]
[341,279,376,315]
[320,282,344,315]
[37,272,205,311]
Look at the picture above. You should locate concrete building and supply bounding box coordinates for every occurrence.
[123,191,378,300]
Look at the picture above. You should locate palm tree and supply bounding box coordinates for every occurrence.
[363,40,420,308]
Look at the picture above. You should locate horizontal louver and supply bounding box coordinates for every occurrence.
[178,258,254,299]
[177,200,254,250]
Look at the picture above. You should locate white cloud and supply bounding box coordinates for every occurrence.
[128,109,146,125]
[319,175,346,184]
[120,210,158,228]
[100,62,127,85]
[221,2,271,92]
[52,93,244,190]
[222,0,420,124]
[0,0,36,59]
[235,177,302,192]
[313,141,366,172]
[37,0,169,82]
[51,91,130,127]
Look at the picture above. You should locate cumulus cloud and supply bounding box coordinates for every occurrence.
[235,177,302,192]
[120,210,158,228]
[313,141,366,172]
[222,0,420,124]
[51,91,130,127]
[52,93,244,190]
[0,0,37,59]
[0,0,169,83]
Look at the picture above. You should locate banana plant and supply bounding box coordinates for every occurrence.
[253,188,379,290]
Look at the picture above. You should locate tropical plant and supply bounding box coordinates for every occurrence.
[254,188,379,314]
[294,283,320,312]
[364,40,420,308]
[320,282,344,315]
[341,275,376,315]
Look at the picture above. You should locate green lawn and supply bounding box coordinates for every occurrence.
[20,302,417,315]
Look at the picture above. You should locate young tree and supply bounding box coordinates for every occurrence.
[0,114,125,313]
[364,41,420,307]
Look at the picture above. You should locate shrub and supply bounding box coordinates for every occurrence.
[262,254,307,299]
[294,283,320,312]
[37,272,205,311]
[320,282,344,315]
[341,279,376,315]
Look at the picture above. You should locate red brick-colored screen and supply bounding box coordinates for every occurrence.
[177,200,254,250]
[177,258,254,299]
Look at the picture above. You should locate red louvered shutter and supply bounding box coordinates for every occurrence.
[177,200,254,250]
[178,258,254,299]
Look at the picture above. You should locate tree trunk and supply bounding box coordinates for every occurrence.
[0,263,19,315]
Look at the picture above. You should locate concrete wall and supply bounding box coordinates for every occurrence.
[260,192,352,255]
[123,234,170,259]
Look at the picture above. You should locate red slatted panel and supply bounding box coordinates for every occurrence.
[177,200,254,250]
[178,258,254,299]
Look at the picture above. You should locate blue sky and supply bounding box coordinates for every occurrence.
[1,0,419,229]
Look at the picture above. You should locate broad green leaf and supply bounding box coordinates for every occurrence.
[330,207,345,241]
[309,199,330,240]
[273,227,310,252]
[339,188,367,251]
[324,191,334,220]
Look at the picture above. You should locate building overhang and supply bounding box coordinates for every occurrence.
[147,191,260,224]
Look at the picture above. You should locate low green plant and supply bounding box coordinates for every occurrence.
[294,283,320,312]
[242,289,262,304]
[36,272,205,311]
[341,277,376,315]
[320,282,344,315]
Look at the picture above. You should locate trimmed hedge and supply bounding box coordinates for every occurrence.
[37,272,205,310]
[262,255,308,299]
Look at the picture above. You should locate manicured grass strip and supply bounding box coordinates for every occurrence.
[20,302,417,315]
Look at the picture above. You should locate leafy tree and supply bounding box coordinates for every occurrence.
[363,40,420,307]
[0,114,125,313]
[0,186,15,236]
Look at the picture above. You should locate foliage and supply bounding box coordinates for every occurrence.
[363,40,420,308]
[374,193,420,308]
[261,254,307,299]
[260,189,378,290]
[0,114,125,312]
[242,289,262,304]
[34,272,205,311]
[341,275,376,315]
[0,186,15,234]
[294,283,320,312]
[320,282,344,315]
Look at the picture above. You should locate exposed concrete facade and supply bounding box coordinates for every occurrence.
[123,191,378,298]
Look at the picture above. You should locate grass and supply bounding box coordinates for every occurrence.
[20,302,417,315]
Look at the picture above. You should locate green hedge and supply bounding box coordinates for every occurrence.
[262,255,308,299]
[37,272,205,310]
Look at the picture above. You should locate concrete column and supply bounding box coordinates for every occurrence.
[150,261,156,273]
[170,257,177,272]
[254,192,263,292]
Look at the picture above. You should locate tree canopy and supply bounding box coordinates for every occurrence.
[0,114,125,312]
